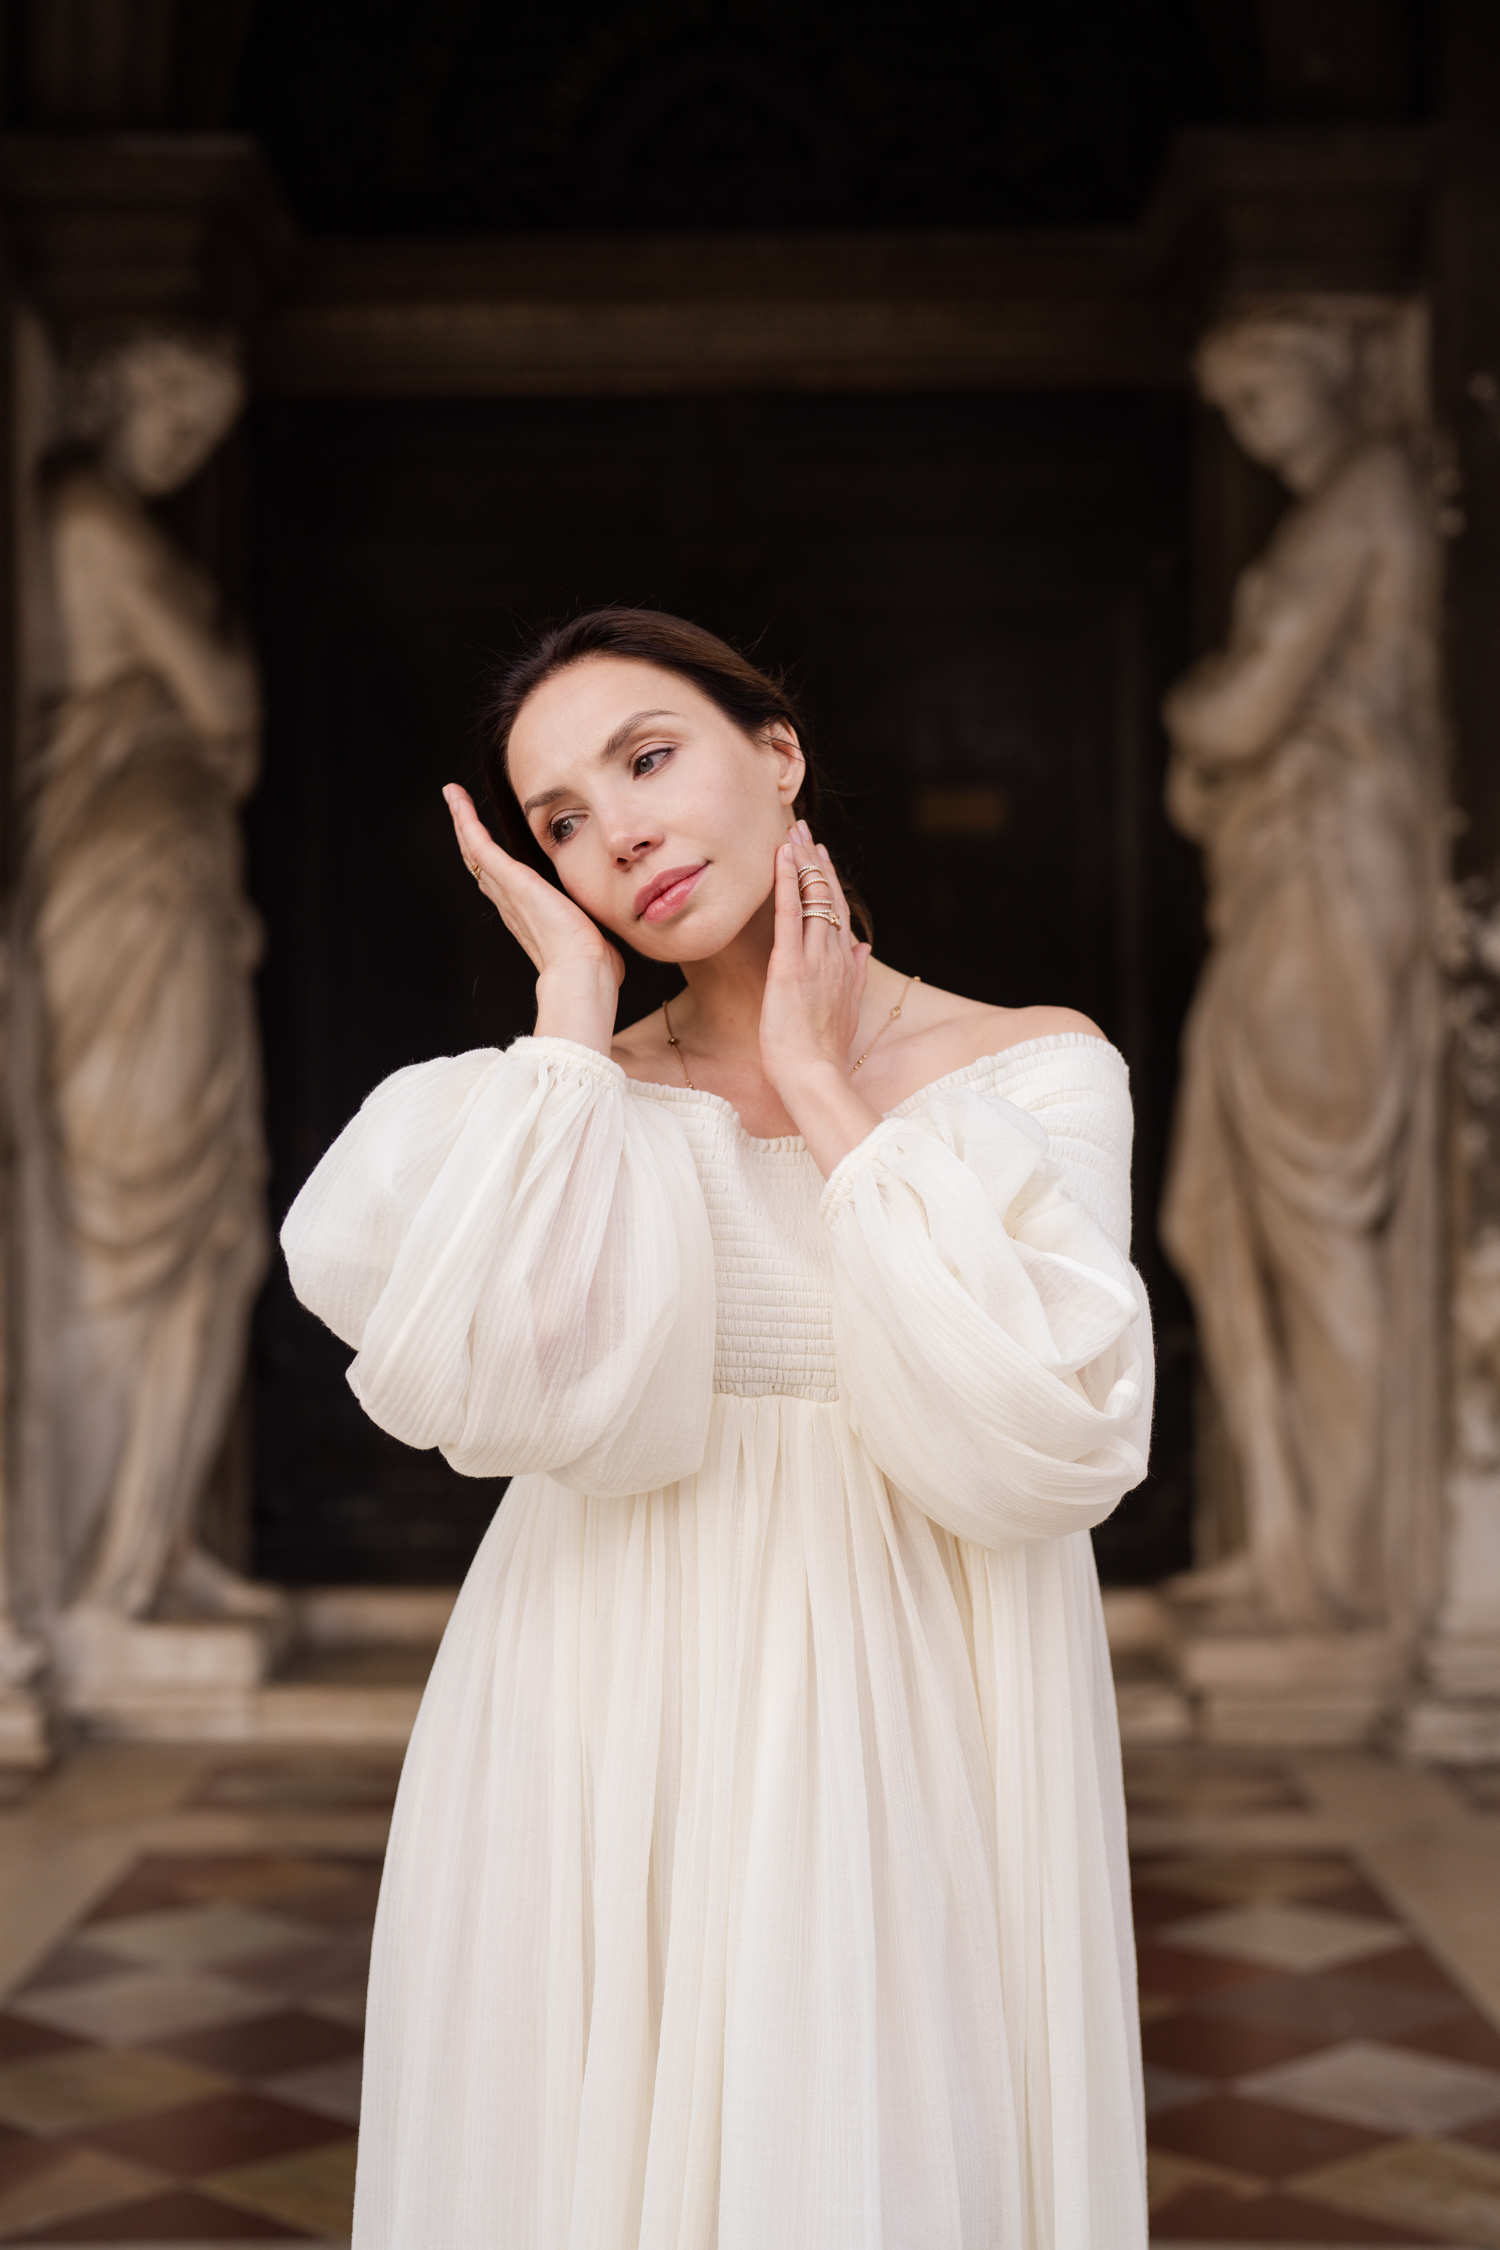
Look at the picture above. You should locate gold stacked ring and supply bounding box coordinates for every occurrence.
[469,859,483,881]
[796,864,834,897]
[801,903,842,928]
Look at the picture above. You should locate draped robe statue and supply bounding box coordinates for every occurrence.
[1161,302,1444,1633]
[24,331,273,1660]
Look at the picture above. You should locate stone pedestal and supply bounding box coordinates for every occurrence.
[32,1585,458,1751]
[52,1604,292,1741]
[1101,1590,1192,1745]
[1403,1466,1500,1761]
[1102,1595,1413,1748]
[1406,1639,1500,1760]
[0,1688,48,1764]
[0,1627,51,1767]
[1179,1628,1408,1746]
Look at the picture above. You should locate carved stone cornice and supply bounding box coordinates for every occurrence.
[1149,126,1436,312]
[255,227,1188,399]
[252,125,1435,401]
[0,124,1437,394]
[0,133,298,334]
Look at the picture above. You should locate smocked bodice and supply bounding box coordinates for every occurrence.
[640,1110,836,1402]
[626,1035,1135,1410]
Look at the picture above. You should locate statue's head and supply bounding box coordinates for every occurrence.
[1194,297,1427,495]
[1194,312,1357,493]
[63,328,244,497]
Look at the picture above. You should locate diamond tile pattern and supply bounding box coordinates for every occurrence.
[4,1748,1500,2245]
[1158,1901,1409,1975]
[263,2059,364,2128]
[84,1907,332,1975]
[1239,2038,1500,2137]
[7,1971,284,2050]
[0,1835,376,2242]
[1126,1743,1500,2247]
[0,2048,229,2136]
[1297,2134,1500,2238]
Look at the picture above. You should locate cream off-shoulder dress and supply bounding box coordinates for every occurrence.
[281,1028,1154,2250]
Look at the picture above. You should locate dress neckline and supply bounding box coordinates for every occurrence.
[625,1030,1125,1151]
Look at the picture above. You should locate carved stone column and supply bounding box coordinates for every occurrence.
[1158,293,1447,1744]
[1404,0,1500,1760]
[0,141,294,1743]
[1406,880,1500,1755]
[0,272,49,1766]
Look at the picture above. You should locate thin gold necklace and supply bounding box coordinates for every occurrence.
[661,976,920,1093]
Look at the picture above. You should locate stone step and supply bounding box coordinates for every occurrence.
[252,1677,426,1748]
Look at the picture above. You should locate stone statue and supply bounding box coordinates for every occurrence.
[1161,298,1444,1635]
[21,327,275,1681]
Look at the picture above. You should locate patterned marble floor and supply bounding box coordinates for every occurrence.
[1128,1747,1500,2246]
[0,1752,395,2248]
[0,1738,1498,2245]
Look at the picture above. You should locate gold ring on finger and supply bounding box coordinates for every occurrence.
[801,904,842,928]
[470,859,483,881]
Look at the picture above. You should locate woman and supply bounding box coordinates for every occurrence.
[284,608,1154,2250]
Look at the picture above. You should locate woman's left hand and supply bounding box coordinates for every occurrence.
[759,820,872,1119]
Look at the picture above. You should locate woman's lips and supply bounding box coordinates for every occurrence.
[635,864,707,922]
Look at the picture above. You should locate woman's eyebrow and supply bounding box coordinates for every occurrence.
[521,711,678,819]
[597,709,676,765]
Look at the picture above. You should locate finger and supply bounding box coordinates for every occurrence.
[772,833,807,960]
[782,820,833,941]
[804,837,852,946]
[443,784,512,887]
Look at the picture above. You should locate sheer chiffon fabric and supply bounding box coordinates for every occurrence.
[283,1033,1153,2250]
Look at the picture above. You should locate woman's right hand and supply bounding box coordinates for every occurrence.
[444,785,624,1056]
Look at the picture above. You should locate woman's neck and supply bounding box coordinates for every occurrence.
[669,895,777,1067]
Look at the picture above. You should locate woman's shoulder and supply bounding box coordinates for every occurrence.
[866,982,1111,1110]
[928,994,1108,1067]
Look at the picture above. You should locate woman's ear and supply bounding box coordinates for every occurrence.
[767,726,806,807]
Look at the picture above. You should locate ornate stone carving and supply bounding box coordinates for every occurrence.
[1406,876,1500,1757]
[17,325,280,1714]
[1160,297,1445,1702]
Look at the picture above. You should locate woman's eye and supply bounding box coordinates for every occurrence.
[633,746,671,778]
[548,815,578,846]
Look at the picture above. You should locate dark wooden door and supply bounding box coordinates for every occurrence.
[247,388,1201,1585]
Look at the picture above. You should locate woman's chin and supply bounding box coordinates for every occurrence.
[621,908,745,966]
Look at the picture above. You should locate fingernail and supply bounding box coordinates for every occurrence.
[817,843,830,860]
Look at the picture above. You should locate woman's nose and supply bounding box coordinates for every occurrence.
[607,825,660,866]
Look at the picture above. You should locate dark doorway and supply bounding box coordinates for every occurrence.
[248,387,1201,1586]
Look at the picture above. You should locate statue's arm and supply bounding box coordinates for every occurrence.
[54,480,258,741]
[111,538,258,741]
[1164,481,1372,768]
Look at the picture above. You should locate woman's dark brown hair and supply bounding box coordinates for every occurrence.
[483,605,871,941]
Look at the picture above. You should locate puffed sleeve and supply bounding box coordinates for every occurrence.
[281,1036,715,1495]
[821,1063,1151,1549]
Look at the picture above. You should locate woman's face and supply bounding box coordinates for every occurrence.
[506,654,805,960]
